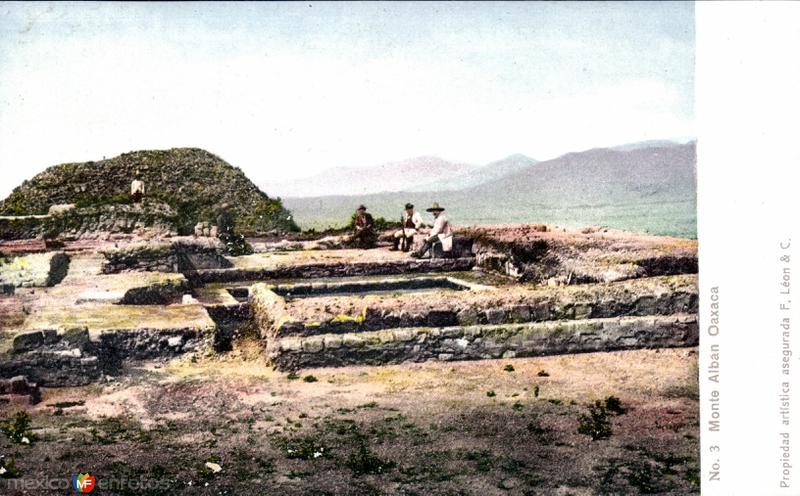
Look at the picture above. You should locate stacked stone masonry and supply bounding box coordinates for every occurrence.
[270,314,699,370]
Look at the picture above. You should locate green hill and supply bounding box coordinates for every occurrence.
[0,148,298,235]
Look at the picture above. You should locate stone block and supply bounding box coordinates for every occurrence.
[12,331,44,353]
[302,338,324,353]
[457,308,479,326]
[485,308,507,324]
[509,305,531,322]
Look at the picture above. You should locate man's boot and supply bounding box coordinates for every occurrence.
[410,240,432,258]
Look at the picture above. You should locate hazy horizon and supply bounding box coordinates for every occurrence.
[0,2,694,199]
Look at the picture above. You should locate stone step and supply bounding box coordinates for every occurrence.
[268,314,698,371]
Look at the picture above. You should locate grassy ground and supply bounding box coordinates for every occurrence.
[0,346,699,495]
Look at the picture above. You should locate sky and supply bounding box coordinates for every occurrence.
[0,1,694,198]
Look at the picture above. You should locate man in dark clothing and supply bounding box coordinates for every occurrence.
[349,205,377,248]
[216,203,235,236]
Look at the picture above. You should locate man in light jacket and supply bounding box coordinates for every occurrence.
[130,178,145,203]
[411,202,453,258]
[392,203,425,251]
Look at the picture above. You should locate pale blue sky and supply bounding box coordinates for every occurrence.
[0,1,694,197]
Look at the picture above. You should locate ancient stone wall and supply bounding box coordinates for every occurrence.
[190,257,475,284]
[250,283,290,339]
[252,275,698,337]
[0,216,47,240]
[102,237,231,273]
[269,314,698,370]
[3,325,210,386]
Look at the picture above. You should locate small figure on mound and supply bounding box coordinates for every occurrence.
[411,202,453,258]
[216,203,252,256]
[392,203,424,251]
[216,203,235,236]
[348,205,377,249]
[130,177,145,204]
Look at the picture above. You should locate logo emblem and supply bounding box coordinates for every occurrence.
[72,473,96,493]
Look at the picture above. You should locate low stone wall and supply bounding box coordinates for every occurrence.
[0,252,70,287]
[252,275,698,337]
[250,283,290,338]
[102,241,177,273]
[0,215,48,240]
[269,314,698,370]
[190,256,476,284]
[102,237,231,274]
[119,277,190,305]
[0,203,179,241]
[2,325,210,386]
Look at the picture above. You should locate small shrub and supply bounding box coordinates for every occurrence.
[287,372,300,380]
[346,442,395,476]
[486,390,496,397]
[533,385,540,398]
[503,364,515,372]
[537,370,550,377]
[0,411,36,445]
[0,455,21,478]
[303,375,318,383]
[578,400,612,440]
[512,402,524,411]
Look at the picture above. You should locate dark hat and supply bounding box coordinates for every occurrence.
[405,203,414,210]
[426,202,445,212]
[356,205,367,211]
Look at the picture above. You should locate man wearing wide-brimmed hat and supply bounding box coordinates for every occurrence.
[411,202,453,258]
[391,203,425,251]
[348,204,377,248]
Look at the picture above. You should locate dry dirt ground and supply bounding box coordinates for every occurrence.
[0,346,699,495]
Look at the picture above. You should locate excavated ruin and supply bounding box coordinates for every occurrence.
[0,224,698,385]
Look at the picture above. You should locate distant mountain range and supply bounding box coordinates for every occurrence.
[281,141,697,238]
[261,156,476,198]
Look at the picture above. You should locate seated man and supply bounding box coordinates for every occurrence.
[411,202,453,258]
[391,203,425,251]
[349,205,377,249]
